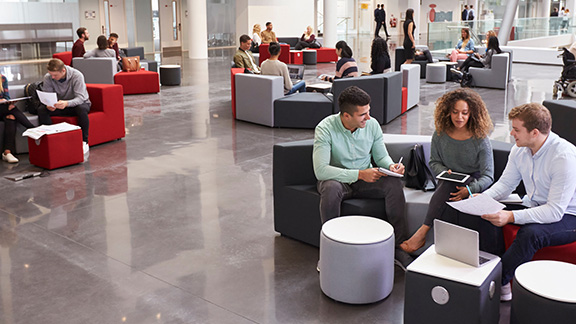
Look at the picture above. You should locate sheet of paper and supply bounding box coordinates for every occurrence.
[499,193,523,204]
[22,122,81,140]
[446,194,505,216]
[378,167,404,178]
[36,90,58,107]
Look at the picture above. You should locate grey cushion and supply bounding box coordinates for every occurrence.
[468,53,509,89]
[274,92,333,129]
[72,57,117,84]
[235,73,284,127]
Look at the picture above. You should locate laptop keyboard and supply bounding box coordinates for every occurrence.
[479,256,490,265]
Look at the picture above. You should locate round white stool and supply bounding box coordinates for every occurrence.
[426,63,446,83]
[320,216,395,304]
[511,260,576,324]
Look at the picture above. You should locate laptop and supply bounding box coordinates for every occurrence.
[287,64,305,85]
[434,219,496,267]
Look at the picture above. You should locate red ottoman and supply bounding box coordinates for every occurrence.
[28,129,83,170]
[311,48,338,63]
[114,70,160,94]
[290,50,303,64]
[503,224,576,265]
[53,51,72,66]
[259,43,291,65]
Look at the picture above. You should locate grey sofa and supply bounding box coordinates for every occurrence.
[468,53,510,89]
[277,37,300,49]
[121,47,158,72]
[273,92,333,128]
[72,57,117,84]
[0,85,39,154]
[273,134,516,248]
[332,72,403,124]
[395,46,435,78]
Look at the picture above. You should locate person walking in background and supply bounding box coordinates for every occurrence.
[374,4,382,38]
[467,5,476,29]
[379,4,390,39]
[461,5,469,22]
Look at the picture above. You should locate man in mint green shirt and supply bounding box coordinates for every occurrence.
[313,86,412,268]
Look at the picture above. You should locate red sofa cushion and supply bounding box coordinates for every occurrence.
[114,71,160,95]
[503,224,576,264]
[310,48,338,63]
[230,68,244,119]
[53,51,72,66]
[401,87,408,114]
[258,43,290,66]
[51,84,126,146]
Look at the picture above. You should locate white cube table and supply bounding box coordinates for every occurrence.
[320,216,395,304]
[404,245,501,324]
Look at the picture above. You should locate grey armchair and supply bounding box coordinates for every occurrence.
[72,57,117,84]
[468,53,510,89]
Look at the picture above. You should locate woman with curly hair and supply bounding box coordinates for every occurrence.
[400,89,494,253]
[370,37,391,74]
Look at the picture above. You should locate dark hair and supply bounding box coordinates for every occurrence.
[266,22,272,27]
[239,34,251,44]
[76,27,87,38]
[508,103,552,134]
[47,58,66,72]
[405,8,414,21]
[268,42,281,56]
[335,40,353,58]
[371,37,389,62]
[97,35,108,50]
[338,86,371,115]
[434,88,493,138]
[376,4,380,8]
[109,33,119,39]
[487,36,502,54]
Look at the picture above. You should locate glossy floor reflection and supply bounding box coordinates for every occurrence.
[0,38,566,323]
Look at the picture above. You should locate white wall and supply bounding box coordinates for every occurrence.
[236,0,315,40]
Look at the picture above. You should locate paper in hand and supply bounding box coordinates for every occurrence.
[446,194,505,216]
[36,90,58,107]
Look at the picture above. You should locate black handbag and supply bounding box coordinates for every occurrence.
[405,144,437,191]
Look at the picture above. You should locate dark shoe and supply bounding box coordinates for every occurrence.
[394,248,414,272]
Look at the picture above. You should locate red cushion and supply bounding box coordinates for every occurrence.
[53,51,72,66]
[290,51,303,65]
[503,224,576,264]
[114,71,160,95]
[230,68,244,119]
[28,129,83,170]
[401,87,408,114]
[310,48,338,63]
[258,43,290,65]
[51,84,125,146]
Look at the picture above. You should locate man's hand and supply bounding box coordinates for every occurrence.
[358,168,384,183]
[449,186,469,201]
[390,163,405,175]
[53,100,68,109]
[482,210,514,227]
[47,106,57,112]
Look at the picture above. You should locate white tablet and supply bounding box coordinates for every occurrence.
[436,170,470,183]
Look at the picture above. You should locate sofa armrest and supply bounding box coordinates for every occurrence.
[72,57,117,84]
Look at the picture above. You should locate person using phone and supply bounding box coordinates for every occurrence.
[401,88,494,253]
[0,74,35,163]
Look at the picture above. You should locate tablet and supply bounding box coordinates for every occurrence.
[436,170,470,183]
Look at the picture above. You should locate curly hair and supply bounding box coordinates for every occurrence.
[371,37,389,62]
[434,88,493,138]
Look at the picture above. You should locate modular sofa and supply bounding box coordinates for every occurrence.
[468,53,510,89]
[273,134,515,248]
[542,99,576,146]
[72,57,118,84]
[120,47,158,72]
[395,46,434,78]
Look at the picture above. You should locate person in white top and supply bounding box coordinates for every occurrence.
[251,24,262,53]
[478,103,576,301]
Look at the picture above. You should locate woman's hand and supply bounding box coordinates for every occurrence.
[0,99,7,104]
[449,186,470,201]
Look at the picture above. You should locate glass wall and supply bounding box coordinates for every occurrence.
[207,0,235,48]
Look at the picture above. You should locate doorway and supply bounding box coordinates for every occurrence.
[156,0,182,56]
[100,0,128,48]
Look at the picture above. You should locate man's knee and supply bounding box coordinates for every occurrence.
[515,224,547,249]
[318,180,346,197]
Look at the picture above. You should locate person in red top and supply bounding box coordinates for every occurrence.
[71,27,90,64]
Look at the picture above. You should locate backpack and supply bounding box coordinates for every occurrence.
[405,144,437,191]
[24,81,44,115]
[461,72,473,87]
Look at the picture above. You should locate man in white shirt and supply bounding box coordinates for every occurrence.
[480,103,576,301]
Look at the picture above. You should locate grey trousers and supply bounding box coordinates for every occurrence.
[317,177,407,246]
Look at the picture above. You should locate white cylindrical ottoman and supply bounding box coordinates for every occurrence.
[159,64,181,86]
[320,216,395,304]
[511,260,576,324]
[426,63,446,83]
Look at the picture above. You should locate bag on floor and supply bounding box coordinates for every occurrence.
[24,81,44,115]
[121,56,140,72]
[405,144,437,192]
[461,72,473,87]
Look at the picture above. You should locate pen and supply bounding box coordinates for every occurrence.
[398,156,404,165]
[466,185,473,197]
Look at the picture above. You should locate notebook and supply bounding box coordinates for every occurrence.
[434,219,496,267]
[287,64,305,84]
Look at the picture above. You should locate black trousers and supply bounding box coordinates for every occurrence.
[0,103,35,152]
[460,56,484,72]
[37,102,90,143]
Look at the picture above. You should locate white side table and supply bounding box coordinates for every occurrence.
[320,216,394,304]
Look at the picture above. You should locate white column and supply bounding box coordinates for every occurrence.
[187,0,208,59]
[498,0,520,45]
[323,0,338,48]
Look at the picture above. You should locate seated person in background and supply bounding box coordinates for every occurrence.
[414,48,434,63]
[478,103,576,301]
[72,27,89,64]
[483,30,497,45]
[449,28,475,62]
[37,59,91,155]
[250,24,261,53]
[401,89,494,253]
[0,74,35,163]
[295,26,319,50]
[260,22,278,44]
[108,33,121,61]
[313,85,412,269]
[84,35,117,59]
[369,37,391,74]
[451,36,502,76]
[320,41,358,82]
[233,34,260,73]
[261,42,306,95]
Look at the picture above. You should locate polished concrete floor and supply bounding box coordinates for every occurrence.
[0,37,566,323]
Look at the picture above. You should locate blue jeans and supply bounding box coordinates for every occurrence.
[287,81,306,95]
[480,210,576,285]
